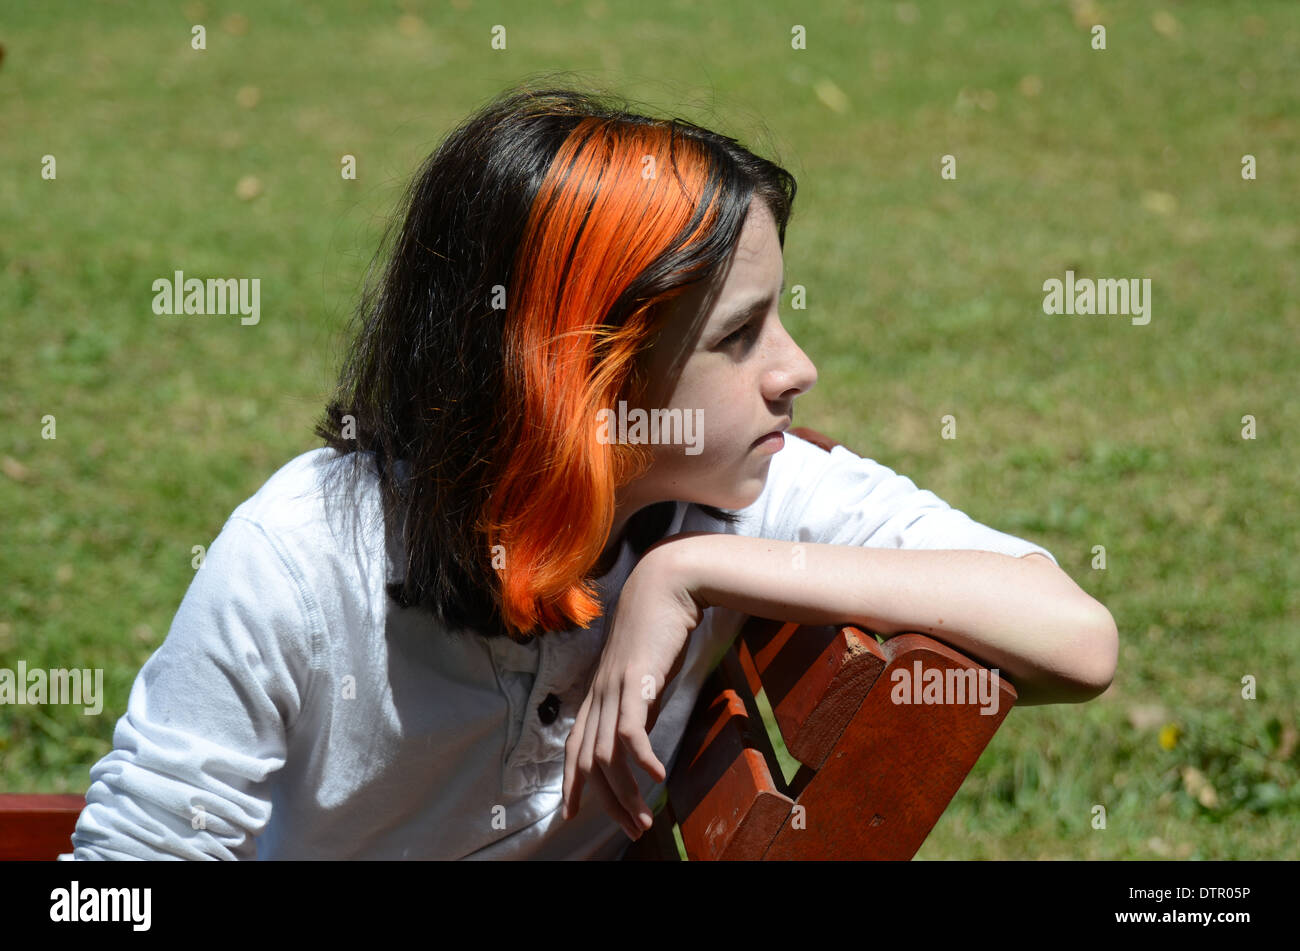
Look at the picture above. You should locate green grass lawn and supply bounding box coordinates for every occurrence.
[2,0,1296,859]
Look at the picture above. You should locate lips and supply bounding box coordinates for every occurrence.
[753,421,791,445]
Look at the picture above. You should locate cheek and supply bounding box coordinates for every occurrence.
[652,373,752,469]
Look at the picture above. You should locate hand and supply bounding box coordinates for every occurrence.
[561,543,704,841]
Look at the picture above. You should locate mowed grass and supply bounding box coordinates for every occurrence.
[2,1,1296,859]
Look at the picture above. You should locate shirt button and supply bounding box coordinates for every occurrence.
[537,693,560,724]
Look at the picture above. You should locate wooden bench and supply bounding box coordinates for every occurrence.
[0,427,1016,860]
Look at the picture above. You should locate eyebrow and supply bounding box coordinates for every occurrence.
[711,273,786,342]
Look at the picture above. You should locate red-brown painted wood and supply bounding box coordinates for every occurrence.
[0,794,84,860]
[739,619,888,770]
[761,634,1017,860]
[667,650,794,860]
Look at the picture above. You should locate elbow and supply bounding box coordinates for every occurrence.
[1058,603,1119,701]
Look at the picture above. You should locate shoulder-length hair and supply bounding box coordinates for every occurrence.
[314,80,796,642]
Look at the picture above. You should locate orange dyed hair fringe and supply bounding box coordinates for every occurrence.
[482,118,719,636]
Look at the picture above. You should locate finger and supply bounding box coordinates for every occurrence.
[593,681,652,829]
[563,690,594,820]
[593,681,622,772]
[575,686,605,819]
[585,685,644,836]
[562,694,585,819]
[603,748,653,833]
[621,684,666,784]
[587,759,644,841]
[589,686,649,834]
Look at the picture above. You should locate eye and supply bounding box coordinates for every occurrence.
[720,320,758,348]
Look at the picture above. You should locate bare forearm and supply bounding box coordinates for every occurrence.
[654,533,1117,705]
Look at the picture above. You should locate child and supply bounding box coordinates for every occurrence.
[71,83,1116,860]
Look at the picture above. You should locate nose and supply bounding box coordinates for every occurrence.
[764,322,818,403]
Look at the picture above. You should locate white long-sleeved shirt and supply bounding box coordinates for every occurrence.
[69,432,1057,860]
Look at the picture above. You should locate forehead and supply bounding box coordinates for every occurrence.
[707,201,782,310]
[653,201,782,345]
[723,200,781,278]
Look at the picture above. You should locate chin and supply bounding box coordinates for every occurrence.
[673,454,772,512]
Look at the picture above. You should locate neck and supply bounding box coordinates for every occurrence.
[594,510,634,577]
[594,483,659,576]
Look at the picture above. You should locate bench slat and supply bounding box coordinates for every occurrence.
[668,649,794,860]
[739,620,888,770]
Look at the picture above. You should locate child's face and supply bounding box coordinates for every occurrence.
[631,200,818,511]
